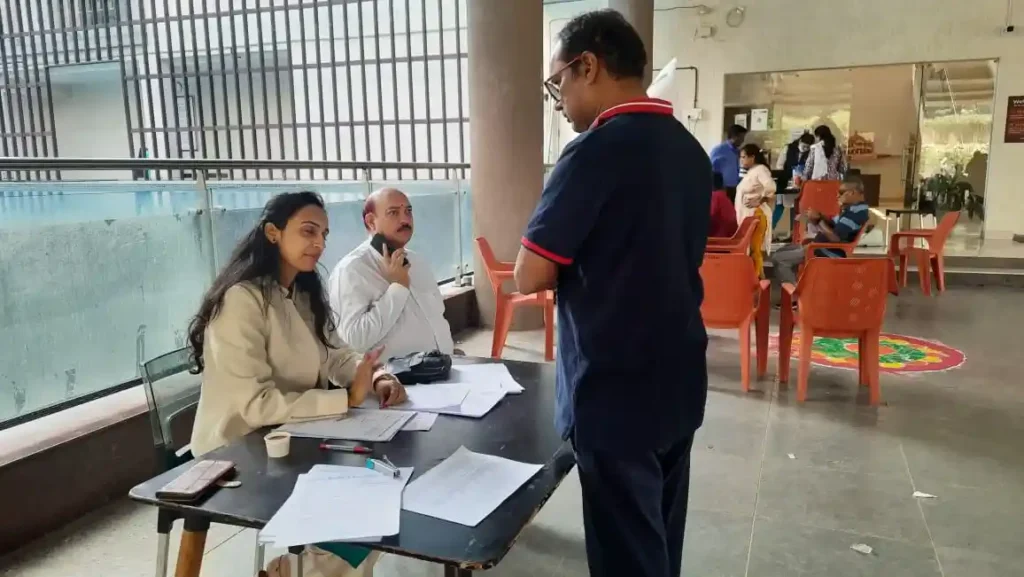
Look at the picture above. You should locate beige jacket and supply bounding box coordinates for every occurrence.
[191,280,369,456]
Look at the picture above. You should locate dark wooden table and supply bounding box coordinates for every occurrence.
[129,358,575,577]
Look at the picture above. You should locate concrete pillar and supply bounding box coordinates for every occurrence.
[468,0,544,328]
[608,0,654,86]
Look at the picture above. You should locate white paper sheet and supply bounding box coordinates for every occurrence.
[260,465,413,548]
[434,389,507,418]
[277,409,415,442]
[358,383,504,419]
[402,446,543,526]
[446,364,525,394]
[359,383,471,413]
[401,412,438,432]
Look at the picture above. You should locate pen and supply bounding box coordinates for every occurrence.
[319,443,372,454]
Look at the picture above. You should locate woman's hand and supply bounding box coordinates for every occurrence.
[374,376,408,408]
[348,347,384,407]
[744,195,762,209]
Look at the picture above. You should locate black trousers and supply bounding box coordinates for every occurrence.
[575,434,695,577]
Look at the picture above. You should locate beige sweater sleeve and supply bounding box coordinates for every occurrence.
[323,333,396,406]
[323,333,363,386]
[205,285,349,427]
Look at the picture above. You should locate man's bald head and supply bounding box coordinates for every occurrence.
[363,187,414,247]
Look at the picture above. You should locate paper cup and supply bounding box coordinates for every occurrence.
[264,431,291,458]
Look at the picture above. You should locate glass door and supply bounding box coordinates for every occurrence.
[914,60,997,238]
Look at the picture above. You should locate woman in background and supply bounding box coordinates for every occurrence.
[735,144,776,277]
[803,125,848,182]
[800,125,848,241]
[188,191,406,577]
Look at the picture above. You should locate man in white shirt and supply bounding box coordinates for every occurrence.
[328,187,455,359]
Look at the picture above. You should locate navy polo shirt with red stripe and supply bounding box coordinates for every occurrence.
[522,98,712,452]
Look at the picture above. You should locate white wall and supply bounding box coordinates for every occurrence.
[652,0,1024,239]
[50,66,132,181]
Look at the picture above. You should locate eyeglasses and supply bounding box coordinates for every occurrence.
[543,56,581,104]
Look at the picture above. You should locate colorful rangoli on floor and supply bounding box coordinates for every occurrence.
[768,333,965,374]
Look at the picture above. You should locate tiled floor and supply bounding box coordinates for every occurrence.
[3,286,1024,576]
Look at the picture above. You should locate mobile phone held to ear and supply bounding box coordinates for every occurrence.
[371,233,409,266]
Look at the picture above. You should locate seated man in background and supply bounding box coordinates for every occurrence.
[709,171,738,238]
[769,175,869,287]
[328,188,455,359]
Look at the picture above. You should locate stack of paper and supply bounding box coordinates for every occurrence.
[444,389,508,418]
[359,383,507,419]
[363,383,472,413]
[260,465,413,548]
[402,446,543,526]
[400,412,438,432]
[445,364,525,394]
[277,409,415,441]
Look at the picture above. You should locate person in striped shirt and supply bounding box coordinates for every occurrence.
[770,175,869,286]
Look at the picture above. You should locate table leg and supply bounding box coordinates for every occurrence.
[253,543,266,576]
[173,517,210,577]
[155,509,177,577]
[884,217,891,250]
[444,565,472,577]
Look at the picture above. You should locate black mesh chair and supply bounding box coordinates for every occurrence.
[141,348,201,472]
[141,348,272,577]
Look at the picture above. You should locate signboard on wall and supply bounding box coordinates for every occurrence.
[848,132,876,157]
[1005,95,1024,143]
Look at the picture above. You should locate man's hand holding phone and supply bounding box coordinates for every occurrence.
[382,244,411,288]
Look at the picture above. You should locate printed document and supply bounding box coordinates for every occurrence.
[402,446,543,526]
[358,383,505,419]
[277,409,415,442]
[401,412,439,431]
[445,364,525,394]
[359,383,471,413]
[260,465,413,548]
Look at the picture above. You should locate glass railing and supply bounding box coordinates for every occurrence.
[0,161,479,428]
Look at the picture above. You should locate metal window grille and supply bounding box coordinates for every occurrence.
[0,0,469,181]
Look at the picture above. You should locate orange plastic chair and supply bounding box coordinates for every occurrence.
[888,211,961,296]
[699,253,771,392]
[777,257,891,405]
[793,180,841,243]
[706,216,758,254]
[475,237,555,361]
[798,220,870,278]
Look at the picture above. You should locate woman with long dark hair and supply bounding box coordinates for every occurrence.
[188,191,405,577]
[735,144,776,277]
[803,125,848,181]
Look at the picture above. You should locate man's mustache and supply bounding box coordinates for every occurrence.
[398,224,412,231]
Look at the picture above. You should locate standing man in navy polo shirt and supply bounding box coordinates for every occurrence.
[514,10,710,577]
